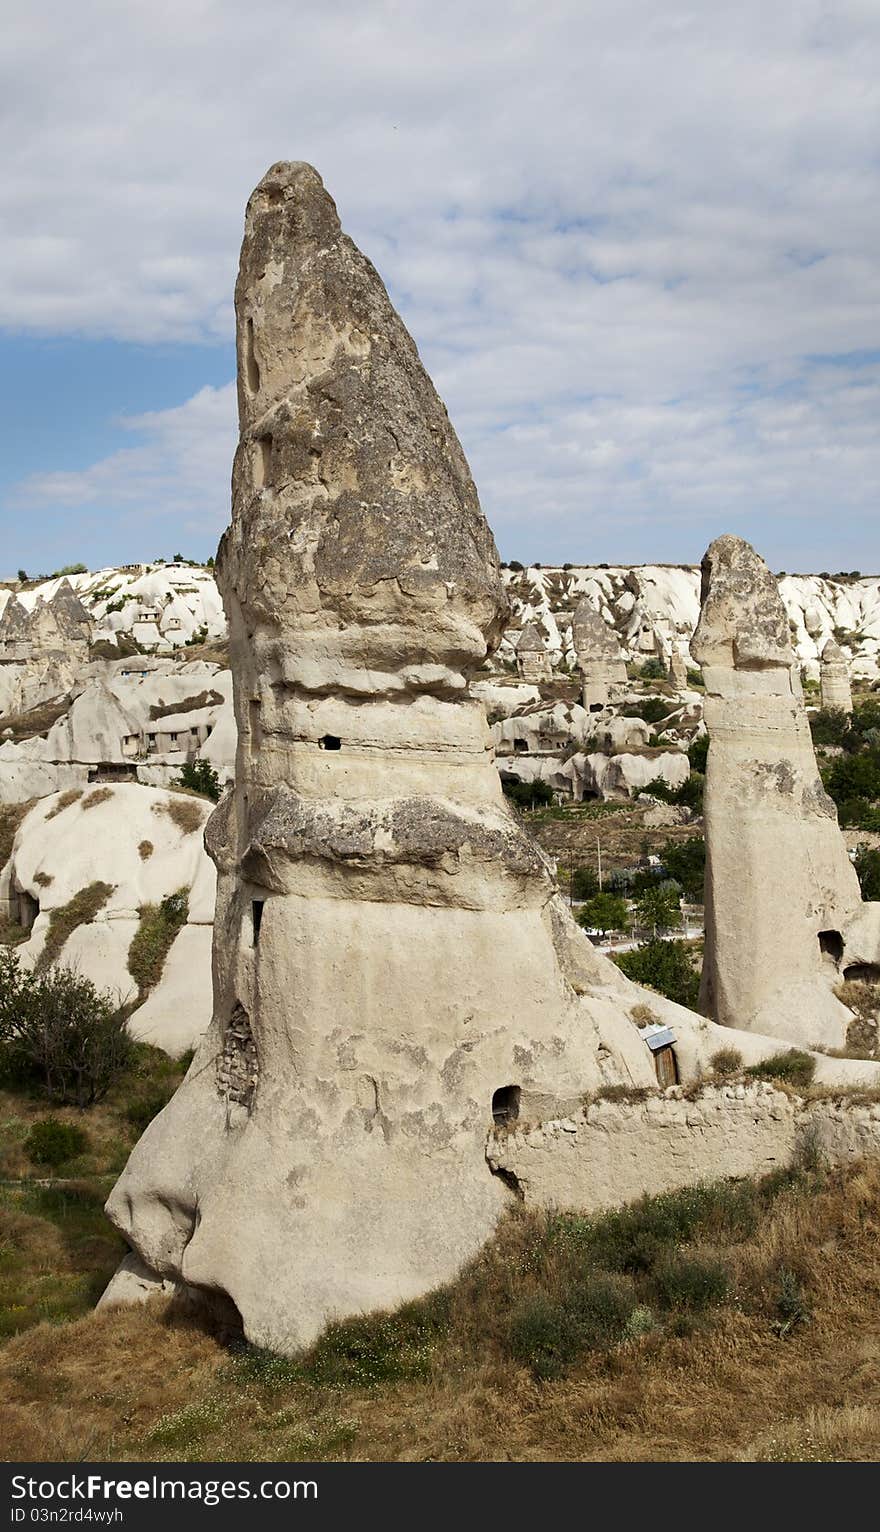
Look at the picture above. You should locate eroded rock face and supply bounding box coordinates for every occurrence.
[571,597,628,709]
[820,639,853,713]
[103,163,669,1352]
[694,535,861,1048]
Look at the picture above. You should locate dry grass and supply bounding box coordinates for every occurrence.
[0,696,71,745]
[44,790,83,822]
[151,797,205,835]
[35,882,114,973]
[81,788,113,811]
[148,689,224,721]
[33,872,53,888]
[137,840,154,861]
[0,800,36,869]
[2,1160,880,1461]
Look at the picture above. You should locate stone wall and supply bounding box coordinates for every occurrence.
[488,1082,880,1211]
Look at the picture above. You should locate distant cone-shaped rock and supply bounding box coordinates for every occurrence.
[102,162,678,1351]
[694,535,861,1048]
[820,639,853,713]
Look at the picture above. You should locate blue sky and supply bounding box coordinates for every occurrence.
[4,1,880,575]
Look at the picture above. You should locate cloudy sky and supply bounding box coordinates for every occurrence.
[3,1,880,574]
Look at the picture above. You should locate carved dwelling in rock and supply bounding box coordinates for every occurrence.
[515,622,552,682]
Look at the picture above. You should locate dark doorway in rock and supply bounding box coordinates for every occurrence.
[319,735,342,750]
[513,738,529,753]
[492,1084,521,1125]
[843,962,880,983]
[653,1045,678,1088]
[589,702,604,713]
[819,929,844,963]
[252,900,264,945]
[16,889,39,931]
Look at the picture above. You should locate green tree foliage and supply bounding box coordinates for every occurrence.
[644,772,704,812]
[613,938,700,1008]
[854,846,880,900]
[570,866,600,900]
[628,696,672,725]
[502,778,554,810]
[173,759,222,801]
[576,893,630,936]
[809,708,851,747]
[639,658,666,681]
[635,884,681,934]
[0,950,132,1106]
[660,837,705,901]
[25,1117,89,1168]
[687,733,709,773]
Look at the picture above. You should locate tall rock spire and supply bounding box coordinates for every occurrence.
[102,165,728,1352]
[693,534,861,1048]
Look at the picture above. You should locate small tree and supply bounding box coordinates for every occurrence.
[570,866,600,901]
[614,938,700,1009]
[635,884,681,935]
[173,759,221,802]
[854,846,880,901]
[576,893,630,938]
[0,951,132,1107]
[659,837,705,902]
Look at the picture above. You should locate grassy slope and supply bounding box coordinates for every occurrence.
[1,1141,879,1462]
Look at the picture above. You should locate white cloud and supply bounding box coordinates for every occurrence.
[5,0,880,565]
[15,385,237,546]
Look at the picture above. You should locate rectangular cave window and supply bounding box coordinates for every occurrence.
[492,1085,521,1125]
[252,900,264,945]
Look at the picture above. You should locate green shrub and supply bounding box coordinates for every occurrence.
[0,950,131,1106]
[644,772,704,812]
[576,893,630,936]
[506,1294,583,1380]
[687,733,709,773]
[809,708,851,747]
[502,778,555,810]
[173,759,221,801]
[570,865,600,900]
[773,1267,811,1336]
[745,1050,816,1089]
[614,938,700,1008]
[652,1253,729,1311]
[854,846,880,900]
[660,836,705,901]
[710,1047,743,1077]
[24,1116,89,1169]
[639,659,666,681]
[128,891,189,999]
[634,884,681,934]
[628,695,672,725]
[580,1180,761,1273]
[300,1296,450,1388]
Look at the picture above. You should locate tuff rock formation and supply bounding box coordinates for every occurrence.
[100,171,880,1349]
[820,639,853,714]
[102,161,696,1350]
[515,622,552,681]
[667,649,689,691]
[571,597,627,710]
[694,535,862,1048]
